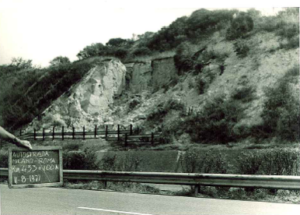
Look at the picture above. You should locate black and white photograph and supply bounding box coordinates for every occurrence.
[0,0,299,214]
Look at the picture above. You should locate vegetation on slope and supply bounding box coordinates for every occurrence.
[0,8,299,146]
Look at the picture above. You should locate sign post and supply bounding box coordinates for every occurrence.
[8,146,63,188]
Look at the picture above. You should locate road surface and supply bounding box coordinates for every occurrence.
[0,184,299,215]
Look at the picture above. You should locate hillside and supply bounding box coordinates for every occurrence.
[0,8,299,146]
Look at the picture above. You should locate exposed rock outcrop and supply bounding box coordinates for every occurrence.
[125,62,152,93]
[152,57,178,91]
[28,59,126,130]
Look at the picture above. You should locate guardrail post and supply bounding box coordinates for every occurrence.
[72,127,75,139]
[105,125,108,139]
[52,126,55,140]
[94,125,97,139]
[117,125,120,141]
[62,126,64,141]
[83,126,85,140]
[194,185,200,196]
[104,180,107,189]
[42,128,45,141]
[125,133,128,147]
[130,124,133,135]
[34,128,36,140]
[151,132,154,145]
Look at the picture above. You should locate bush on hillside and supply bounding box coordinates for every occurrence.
[5,61,94,129]
[234,39,250,58]
[146,16,188,51]
[186,9,236,39]
[174,42,195,74]
[185,95,244,144]
[226,12,254,40]
[132,47,152,56]
[50,56,71,67]
[231,85,256,103]
[77,43,107,59]
[260,66,300,141]
[113,48,128,59]
[147,98,185,122]
[195,71,216,94]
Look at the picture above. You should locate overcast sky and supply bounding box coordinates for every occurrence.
[0,0,297,67]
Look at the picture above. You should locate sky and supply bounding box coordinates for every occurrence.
[0,0,298,67]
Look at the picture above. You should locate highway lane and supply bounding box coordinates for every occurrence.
[0,184,299,215]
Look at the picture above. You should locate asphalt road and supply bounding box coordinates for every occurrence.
[0,184,299,215]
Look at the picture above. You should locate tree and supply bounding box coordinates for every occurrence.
[106,38,128,47]
[11,57,33,69]
[76,43,106,59]
[226,12,254,40]
[49,56,70,67]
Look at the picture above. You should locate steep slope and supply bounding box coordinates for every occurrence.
[23,9,299,145]
[27,60,126,130]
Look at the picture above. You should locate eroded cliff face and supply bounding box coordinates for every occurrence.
[125,57,178,93]
[152,57,178,90]
[125,62,152,93]
[28,60,126,130]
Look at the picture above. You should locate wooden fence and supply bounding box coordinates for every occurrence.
[19,125,161,146]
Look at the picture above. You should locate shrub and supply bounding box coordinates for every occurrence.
[236,151,263,175]
[237,149,300,176]
[63,149,98,170]
[128,98,140,110]
[195,71,216,94]
[113,48,128,59]
[98,154,142,171]
[260,66,300,141]
[280,35,299,50]
[50,56,71,67]
[132,47,152,56]
[181,149,227,174]
[147,98,185,122]
[261,150,300,176]
[234,39,250,58]
[226,12,254,40]
[186,9,236,39]
[63,142,82,152]
[174,42,195,73]
[231,85,256,103]
[185,95,244,143]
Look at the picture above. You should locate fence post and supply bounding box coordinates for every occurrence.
[125,133,128,147]
[83,126,85,140]
[52,126,55,140]
[19,129,22,137]
[151,132,154,145]
[62,126,64,141]
[130,124,133,135]
[94,125,97,139]
[34,128,36,141]
[72,127,75,139]
[42,128,45,141]
[117,125,120,141]
[105,125,108,139]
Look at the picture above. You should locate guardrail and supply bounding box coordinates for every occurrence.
[1,168,300,193]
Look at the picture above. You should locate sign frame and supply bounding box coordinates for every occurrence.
[8,146,63,188]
